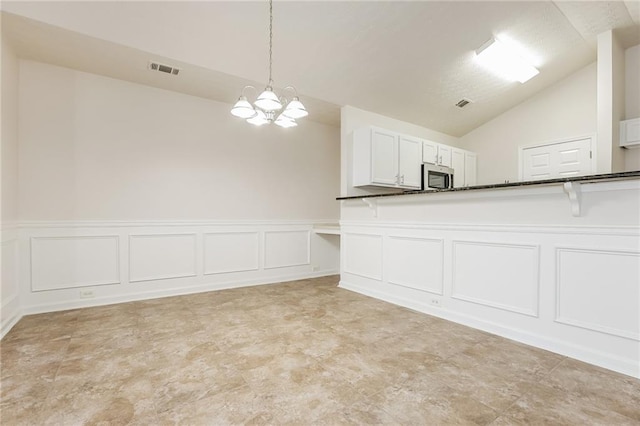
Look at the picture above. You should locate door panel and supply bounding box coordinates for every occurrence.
[522,137,592,181]
[438,145,452,167]
[464,152,477,186]
[525,151,552,180]
[451,149,465,188]
[371,129,398,185]
[423,140,438,164]
[557,140,591,176]
[398,136,423,189]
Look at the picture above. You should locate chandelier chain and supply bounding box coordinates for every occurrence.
[268,0,273,86]
[229,0,307,126]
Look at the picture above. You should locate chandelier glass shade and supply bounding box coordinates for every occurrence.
[230,0,308,127]
[254,87,282,111]
[230,96,256,119]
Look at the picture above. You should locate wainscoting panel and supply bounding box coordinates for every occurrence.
[385,236,444,294]
[204,232,259,275]
[1,238,18,301]
[556,247,640,340]
[339,180,640,378]
[343,232,383,280]
[263,230,310,269]
[10,220,338,339]
[129,233,197,282]
[31,236,120,291]
[451,240,540,316]
[1,231,21,338]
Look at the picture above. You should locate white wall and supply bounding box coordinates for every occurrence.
[624,44,640,171]
[458,63,597,185]
[19,60,340,221]
[7,60,341,328]
[1,38,21,336]
[340,105,459,196]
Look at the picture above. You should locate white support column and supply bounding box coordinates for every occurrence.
[597,30,626,174]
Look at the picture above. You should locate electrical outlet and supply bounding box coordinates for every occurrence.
[312,265,319,271]
[430,298,441,307]
[79,289,95,299]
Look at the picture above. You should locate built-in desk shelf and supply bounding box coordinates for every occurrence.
[313,224,341,236]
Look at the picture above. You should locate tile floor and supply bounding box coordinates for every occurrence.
[1,275,639,425]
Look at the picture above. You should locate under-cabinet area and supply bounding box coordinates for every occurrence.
[352,126,477,190]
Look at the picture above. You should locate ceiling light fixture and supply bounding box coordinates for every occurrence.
[230,0,308,127]
[475,38,539,84]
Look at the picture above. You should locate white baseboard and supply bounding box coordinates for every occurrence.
[22,269,339,316]
[1,295,22,339]
[339,279,640,379]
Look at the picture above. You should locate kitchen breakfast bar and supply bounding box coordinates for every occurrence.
[337,171,640,378]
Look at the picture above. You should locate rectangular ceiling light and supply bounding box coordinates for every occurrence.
[475,38,539,84]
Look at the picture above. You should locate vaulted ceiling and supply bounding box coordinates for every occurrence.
[2,1,639,136]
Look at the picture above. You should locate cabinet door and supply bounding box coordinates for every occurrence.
[371,129,398,186]
[464,152,477,186]
[423,140,439,164]
[451,149,465,188]
[438,144,452,167]
[620,118,640,147]
[398,135,423,189]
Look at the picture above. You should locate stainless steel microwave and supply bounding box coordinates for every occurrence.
[422,163,454,190]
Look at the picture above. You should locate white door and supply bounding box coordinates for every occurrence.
[398,135,423,189]
[423,140,439,164]
[371,129,398,186]
[522,137,592,181]
[438,144,452,167]
[451,149,465,188]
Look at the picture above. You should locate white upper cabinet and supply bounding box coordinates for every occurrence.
[423,140,439,165]
[353,127,423,190]
[398,135,423,188]
[370,128,399,186]
[451,149,465,188]
[620,118,640,148]
[438,144,452,168]
[464,152,477,186]
[423,140,452,167]
[353,126,476,190]
[451,148,478,188]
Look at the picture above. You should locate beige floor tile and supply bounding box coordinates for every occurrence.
[491,381,639,425]
[0,338,69,381]
[371,376,500,425]
[315,400,402,425]
[1,311,77,345]
[155,384,275,425]
[2,275,639,425]
[541,358,640,422]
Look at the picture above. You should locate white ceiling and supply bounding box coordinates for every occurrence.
[2,1,639,136]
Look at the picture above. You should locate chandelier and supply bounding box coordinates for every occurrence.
[230,0,308,127]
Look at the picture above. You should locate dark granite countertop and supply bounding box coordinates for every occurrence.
[336,170,640,201]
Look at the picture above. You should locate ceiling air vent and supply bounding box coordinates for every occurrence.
[148,61,180,76]
[455,98,473,108]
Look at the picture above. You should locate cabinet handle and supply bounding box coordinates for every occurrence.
[439,155,442,164]
[401,175,405,184]
[435,154,438,164]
